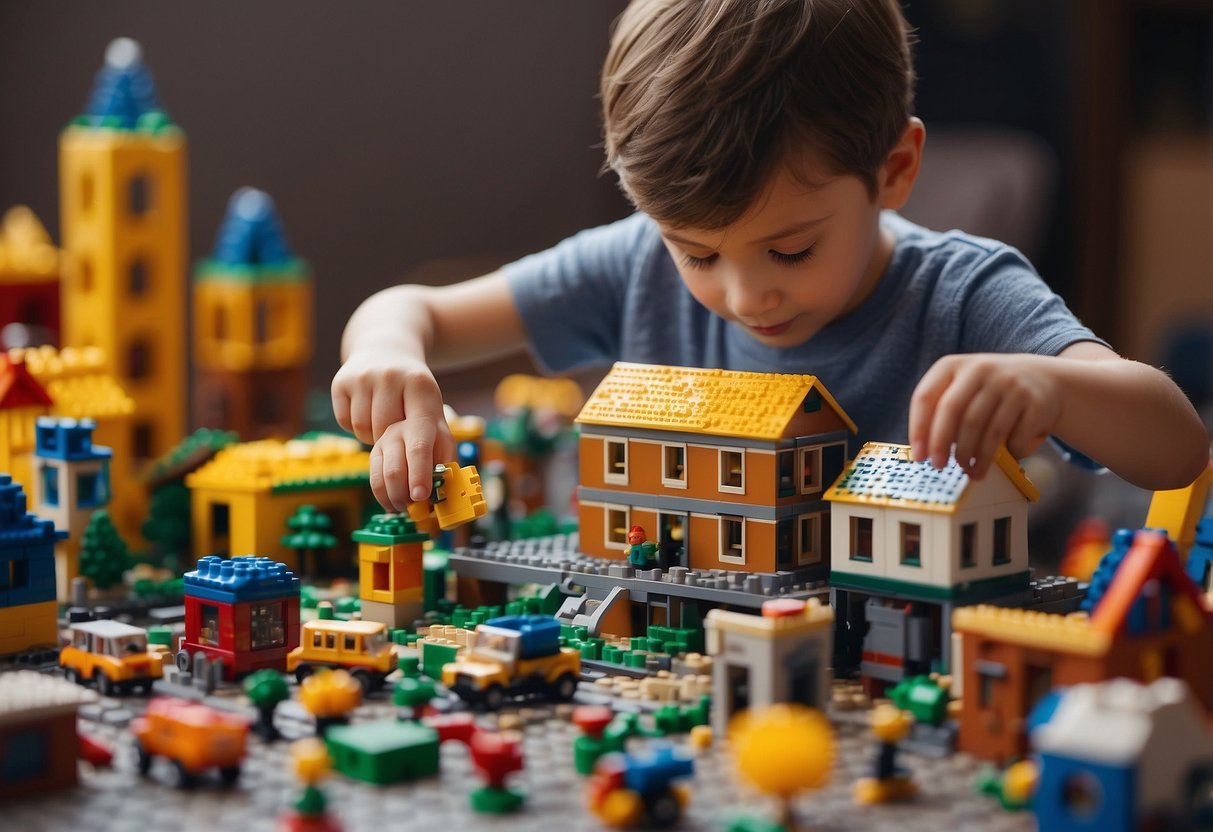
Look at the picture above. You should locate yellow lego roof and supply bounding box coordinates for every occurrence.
[0,206,59,282]
[12,346,135,420]
[824,442,1039,514]
[186,435,369,494]
[952,605,1108,657]
[575,362,856,440]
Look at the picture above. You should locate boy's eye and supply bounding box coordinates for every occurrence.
[770,245,815,265]
[681,252,718,270]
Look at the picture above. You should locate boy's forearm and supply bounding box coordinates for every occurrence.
[1049,354,1210,490]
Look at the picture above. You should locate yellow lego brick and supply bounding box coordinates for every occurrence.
[951,605,1109,657]
[1145,459,1212,558]
[576,362,857,440]
[14,345,136,420]
[363,586,424,606]
[0,600,59,654]
[186,436,369,493]
[194,279,313,373]
[0,206,59,281]
[431,463,488,529]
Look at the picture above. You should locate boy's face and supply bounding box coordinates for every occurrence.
[655,160,893,349]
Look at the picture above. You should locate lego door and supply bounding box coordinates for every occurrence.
[657,512,686,568]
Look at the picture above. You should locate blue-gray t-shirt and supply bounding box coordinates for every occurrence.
[504,211,1103,454]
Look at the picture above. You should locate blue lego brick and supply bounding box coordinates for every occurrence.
[0,543,57,607]
[484,614,560,659]
[34,417,112,462]
[622,745,695,796]
[184,555,300,605]
[206,188,297,268]
[0,476,67,555]
[1033,753,1135,831]
[79,38,167,130]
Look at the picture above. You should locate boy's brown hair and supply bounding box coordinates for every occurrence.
[601,0,916,230]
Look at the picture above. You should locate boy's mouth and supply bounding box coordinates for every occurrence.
[747,320,793,337]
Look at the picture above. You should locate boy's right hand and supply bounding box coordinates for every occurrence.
[331,352,455,512]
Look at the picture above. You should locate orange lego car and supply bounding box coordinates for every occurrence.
[131,697,248,788]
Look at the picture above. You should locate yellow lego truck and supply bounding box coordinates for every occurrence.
[60,619,163,696]
[286,617,395,692]
[442,615,580,710]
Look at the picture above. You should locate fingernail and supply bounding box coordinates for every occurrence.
[411,485,429,502]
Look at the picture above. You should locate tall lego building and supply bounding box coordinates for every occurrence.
[193,188,312,439]
[59,38,187,473]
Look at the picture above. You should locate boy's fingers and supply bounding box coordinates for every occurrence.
[953,385,1002,474]
[908,361,954,461]
[927,367,984,469]
[348,389,374,445]
[380,432,411,512]
[369,444,391,512]
[434,421,457,467]
[331,387,352,432]
[370,385,406,444]
[404,417,438,503]
[973,395,1025,479]
[1007,403,1050,460]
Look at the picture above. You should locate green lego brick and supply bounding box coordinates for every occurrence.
[325,720,439,785]
[421,640,459,681]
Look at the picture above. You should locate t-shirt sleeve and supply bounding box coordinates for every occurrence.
[953,247,1107,357]
[503,213,651,374]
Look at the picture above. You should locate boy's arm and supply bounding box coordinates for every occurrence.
[333,271,527,510]
[909,342,1210,491]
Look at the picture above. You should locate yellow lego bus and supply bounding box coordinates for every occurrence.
[286,618,395,692]
[60,619,163,696]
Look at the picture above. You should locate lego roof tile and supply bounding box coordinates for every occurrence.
[352,513,430,546]
[1089,529,1212,635]
[0,353,53,410]
[824,442,1039,513]
[0,670,96,726]
[575,362,856,440]
[184,555,300,603]
[185,435,369,494]
[0,206,59,280]
[951,604,1108,656]
[14,345,135,420]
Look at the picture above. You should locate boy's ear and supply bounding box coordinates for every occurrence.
[877,118,925,211]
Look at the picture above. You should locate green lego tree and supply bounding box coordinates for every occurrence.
[244,669,291,742]
[79,510,132,590]
[141,481,190,573]
[282,504,337,577]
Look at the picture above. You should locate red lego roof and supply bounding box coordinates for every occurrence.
[0,353,53,410]
[1090,530,1212,636]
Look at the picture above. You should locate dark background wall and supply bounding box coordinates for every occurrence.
[0,2,633,397]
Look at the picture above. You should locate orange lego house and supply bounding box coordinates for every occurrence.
[575,363,855,576]
[953,530,1213,762]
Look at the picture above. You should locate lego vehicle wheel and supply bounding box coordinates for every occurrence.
[171,760,197,789]
[96,672,116,697]
[218,765,241,786]
[552,672,578,701]
[136,679,154,695]
[295,665,316,685]
[350,668,374,693]
[482,684,506,711]
[64,667,84,686]
[135,743,153,776]
[175,650,190,673]
[645,790,682,827]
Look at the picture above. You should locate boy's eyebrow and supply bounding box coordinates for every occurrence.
[662,215,832,250]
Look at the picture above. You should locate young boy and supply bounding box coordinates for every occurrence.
[333,0,1209,514]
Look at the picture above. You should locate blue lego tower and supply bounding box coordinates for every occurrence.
[77,37,170,130]
[208,188,297,268]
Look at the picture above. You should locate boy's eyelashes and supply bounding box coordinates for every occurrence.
[679,245,817,270]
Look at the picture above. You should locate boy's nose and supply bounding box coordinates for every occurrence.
[728,279,781,321]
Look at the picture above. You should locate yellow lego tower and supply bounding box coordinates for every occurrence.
[59,38,186,475]
[193,188,312,439]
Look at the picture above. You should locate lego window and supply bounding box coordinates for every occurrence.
[127,338,152,380]
[79,257,94,293]
[81,173,94,214]
[128,257,149,297]
[133,422,154,462]
[797,513,821,565]
[662,444,687,488]
[40,465,59,507]
[5,557,28,591]
[2,729,48,783]
[325,633,336,650]
[802,389,822,413]
[777,451,795,497]
[993,517,1012,565]
[312,632,322,649]
[373,560,390,591]
[128,173,152,216]
[199,604,221,647]
[1061,772,1103,820]
[960,522,977,569]
[344,635,356,651]
[718,449,745,493]
[850,516,873,562]
[250,603,285,651]
[606,506,629,549]
[76,471,106,508]
[900,523,922,567]
[604,440,628,485]
[799,447,823,494]
[719,516,745,564]
[255,298,270,345]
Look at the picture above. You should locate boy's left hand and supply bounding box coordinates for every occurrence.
[908,353,1060,478]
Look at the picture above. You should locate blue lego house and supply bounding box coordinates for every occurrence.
[1032,677,1213,832]
[0,474,66,654]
